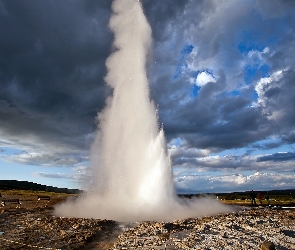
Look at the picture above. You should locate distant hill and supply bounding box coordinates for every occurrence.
[214,189,295,196]
[178,189,295,200]
[0,180,81,194]
[1,180,294,197]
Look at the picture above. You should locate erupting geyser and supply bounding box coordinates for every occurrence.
[55,0,232,222]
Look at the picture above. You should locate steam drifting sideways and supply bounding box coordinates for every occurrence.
[54,0,232,222]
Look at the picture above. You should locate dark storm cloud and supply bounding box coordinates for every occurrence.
[0,0,195,151]
[146,0,295,154]
[283,131,295,144]
[0,0,113,150]
[0,0,204,169]
[251,141,283,150]
[257,152,295,162]
[270,70,295,126]
[141,0,190,41]
[158,76,268,151]
[1,0,295,182]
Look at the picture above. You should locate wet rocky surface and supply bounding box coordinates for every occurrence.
[111,207,295,249]
[0,192,120,249]
[1,192,295,249]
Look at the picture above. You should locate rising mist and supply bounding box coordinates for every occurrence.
[54,0,232,222]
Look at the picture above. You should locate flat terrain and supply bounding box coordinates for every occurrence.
[1,190,295,249]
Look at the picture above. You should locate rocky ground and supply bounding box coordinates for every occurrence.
[1,191,295,249]
[111,207,295,249]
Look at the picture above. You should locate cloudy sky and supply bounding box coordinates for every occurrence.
[0,0,295,193]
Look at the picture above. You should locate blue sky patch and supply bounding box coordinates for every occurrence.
[173,44,194,79]
[229,90,240,97]
[244,63,271,85]
[181,44,194,57]
[244,64,271,85]
[173,63,188,79]
[238,40,265,55]
[192,84,201,97]
[252,91,258,101]
[260,63,270,78]
[0,147,24,156]
[244,65,258,84]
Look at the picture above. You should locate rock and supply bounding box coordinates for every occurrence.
[0,212,9,219]
[164,222,181,232]
[59,229,67,238]
[261,240,276,250]
[222,231,228,238]
[158,232,170,241]
[2,195,295,250]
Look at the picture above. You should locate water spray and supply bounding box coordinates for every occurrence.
[55,0,232,222]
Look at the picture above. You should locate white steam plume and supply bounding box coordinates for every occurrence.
[54,0,232,222]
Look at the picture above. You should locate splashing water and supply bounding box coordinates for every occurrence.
[54,0,232,222]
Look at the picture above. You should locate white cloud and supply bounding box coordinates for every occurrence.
[195,71,216,86]
[33,164,90,189]
[0,137,88,168]
[171,147,295,174]
[3,152,86,167]
[254,69,286,120]
[174,171,295,193]
[255,70,284,101]
[247,46,269,60]
[170,146,210,159]
[0,128,89,169]
[34,172,75,179]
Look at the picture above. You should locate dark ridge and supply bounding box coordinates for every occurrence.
[178,189,295,197]
[0,180,82,194]
[214,189,295,196]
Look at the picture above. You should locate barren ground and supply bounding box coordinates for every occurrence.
[1,190,294,249]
